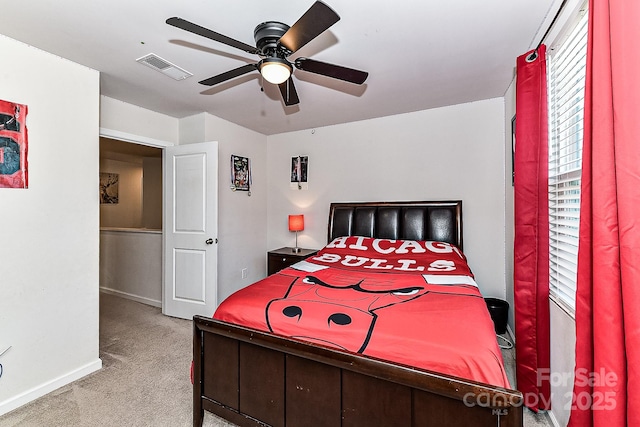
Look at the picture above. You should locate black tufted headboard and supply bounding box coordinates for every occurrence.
[327,201,463,250]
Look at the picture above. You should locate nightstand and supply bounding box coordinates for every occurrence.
[267,247,318,275]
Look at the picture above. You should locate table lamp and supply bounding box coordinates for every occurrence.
[288,214,304,253]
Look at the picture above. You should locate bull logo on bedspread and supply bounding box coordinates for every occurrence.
[265,269,429,353]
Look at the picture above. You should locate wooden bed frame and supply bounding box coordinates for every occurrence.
[193,201,523,427]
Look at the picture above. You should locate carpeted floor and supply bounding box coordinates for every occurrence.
[0,293,232,427]
[0,293,553,427]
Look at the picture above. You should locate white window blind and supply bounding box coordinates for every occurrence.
[547,9,588,314]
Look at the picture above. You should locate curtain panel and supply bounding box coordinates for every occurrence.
[513,45,551,412]
[569,0,640,425]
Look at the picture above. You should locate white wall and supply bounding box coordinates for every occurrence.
[142,157,162,229]
[100,229,162,307]
[179,113,268,303]
[0,35,101,415]
[266,98,508,299]
[100,96,178,145]
[504,79,516,332]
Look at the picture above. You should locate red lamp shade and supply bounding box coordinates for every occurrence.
[288,214,304,232]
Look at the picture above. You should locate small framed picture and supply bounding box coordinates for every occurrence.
[100,173,119,204]
[290,156,308,190]
[231,155,251,193]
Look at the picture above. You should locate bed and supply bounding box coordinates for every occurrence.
[192,201,523,427]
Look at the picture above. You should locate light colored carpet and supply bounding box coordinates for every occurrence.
[0,293,232,427]
[1,293,553,427]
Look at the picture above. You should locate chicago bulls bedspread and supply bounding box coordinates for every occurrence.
[214,236,510,388]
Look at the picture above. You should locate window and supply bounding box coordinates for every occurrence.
[547,8,588,314]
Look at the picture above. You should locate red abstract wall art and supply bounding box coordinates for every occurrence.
[0,99,28,189]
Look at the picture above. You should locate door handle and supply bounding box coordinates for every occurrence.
[205,238,214,245]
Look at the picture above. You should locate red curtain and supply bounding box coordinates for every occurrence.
[569,1,640,425]
[513,45,551,412]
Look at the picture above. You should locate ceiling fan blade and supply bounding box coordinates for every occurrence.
[278,78,300,106]
[199,64,258,86]
[167,17,259,55]
[294,58,368,84]
[278,1,340,54]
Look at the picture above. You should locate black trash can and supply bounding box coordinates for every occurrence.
[484,298,509,334]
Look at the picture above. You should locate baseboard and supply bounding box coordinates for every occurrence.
[0,359,102,416]
[99,286,162,308]
[547,410,562,427]
[506,324,516,344]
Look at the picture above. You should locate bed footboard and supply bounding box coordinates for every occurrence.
[193,315,523,427]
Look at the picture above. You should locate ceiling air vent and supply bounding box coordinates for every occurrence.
[136,53,193,81]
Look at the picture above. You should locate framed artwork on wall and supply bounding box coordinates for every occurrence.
[100,173,119,204]
[290,155,308,190]
[0,99,28,189]
[231,154,251,195]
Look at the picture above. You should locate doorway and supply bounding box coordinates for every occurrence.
[99,137,164,307]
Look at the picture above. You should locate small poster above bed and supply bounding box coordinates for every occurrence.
[290,155,308,190]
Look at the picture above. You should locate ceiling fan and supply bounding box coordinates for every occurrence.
[166,1,368,106]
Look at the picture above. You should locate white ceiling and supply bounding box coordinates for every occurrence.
[1,0,555,136]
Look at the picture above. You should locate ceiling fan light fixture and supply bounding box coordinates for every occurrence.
[259,58,292,84]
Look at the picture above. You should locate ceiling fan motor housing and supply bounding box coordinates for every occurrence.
[254,21,290,57]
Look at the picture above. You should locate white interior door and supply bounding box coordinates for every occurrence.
[163,141,218,319]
